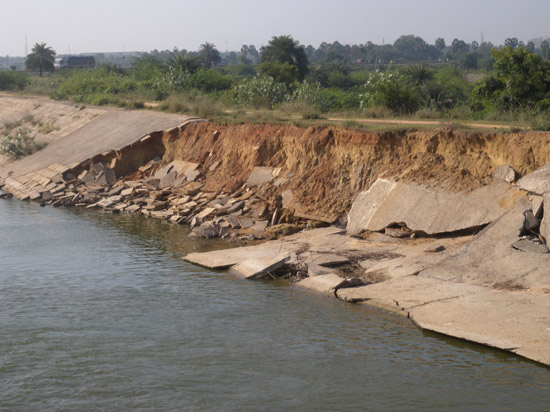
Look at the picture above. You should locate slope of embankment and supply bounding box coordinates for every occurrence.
[0,95,191,185]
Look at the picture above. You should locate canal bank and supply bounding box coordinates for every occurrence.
[1,95,550,368]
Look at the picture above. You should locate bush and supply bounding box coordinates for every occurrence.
[0,128,46,158]
[233,76,288,108]
[290,81,322,107]
[318,88,362,112]
[0,71,29,91]
[530,111,550,131]
[189,69,233,92]
[360,71,423,114]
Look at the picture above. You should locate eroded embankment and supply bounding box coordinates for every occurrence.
[161,123,550,222]
[3,119,550,367]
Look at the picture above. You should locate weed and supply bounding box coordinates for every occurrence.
[0,128,47,158]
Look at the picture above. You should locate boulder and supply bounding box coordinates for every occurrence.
[493,164,516,183]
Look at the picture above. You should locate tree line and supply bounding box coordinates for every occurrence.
[2,35,550,130]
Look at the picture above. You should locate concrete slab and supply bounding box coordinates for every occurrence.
[183,227,345,269]
[517,164,550,195]
[246,167,273,187]
[297,273,349,295]
[0,97,190,185]
[409,289,550,366]
[231,253,290,279]
[512,239,549,254]
[347,178,525,236]
[541,193,550,244]
[420,198,550,289]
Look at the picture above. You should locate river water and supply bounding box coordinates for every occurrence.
[1,198,549,411]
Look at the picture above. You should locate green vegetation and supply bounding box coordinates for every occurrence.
[0,71,29,90]
[3,35,550,129]
[25,43,56,77]
[0,128,46,158]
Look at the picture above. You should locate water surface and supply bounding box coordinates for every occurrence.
[1,199,548,411]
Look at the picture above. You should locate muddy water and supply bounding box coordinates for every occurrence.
[1,198,549,411]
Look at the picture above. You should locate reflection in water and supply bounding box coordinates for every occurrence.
[1,199,549,412]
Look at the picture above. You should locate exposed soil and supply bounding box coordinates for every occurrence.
[162,123,550,222]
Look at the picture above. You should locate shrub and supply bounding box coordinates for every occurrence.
[233,76,288,108]
[0,71,29,91]
[189,69,233,92]
[290,81,322,107]
[0,128,46,158]
[360,71,423,114]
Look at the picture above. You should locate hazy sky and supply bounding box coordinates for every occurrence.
[2,0,549,56]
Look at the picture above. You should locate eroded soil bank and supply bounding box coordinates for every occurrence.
[162,123,550,222]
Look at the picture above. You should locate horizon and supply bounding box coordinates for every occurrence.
[2,0,550,57]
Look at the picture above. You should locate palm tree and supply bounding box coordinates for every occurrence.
[25,42,56,76]
[260,35,308,81]
[199,42,221,69]
[168,52,200,74]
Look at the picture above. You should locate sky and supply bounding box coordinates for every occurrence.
[2,0,550,56]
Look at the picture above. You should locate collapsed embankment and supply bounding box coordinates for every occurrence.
[162,123,550,221]
[3,117,550,367]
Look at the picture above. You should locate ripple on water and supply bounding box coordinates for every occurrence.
[1,199,549,412]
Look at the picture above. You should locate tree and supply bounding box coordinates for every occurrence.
[25,42,55,76]
[198,42,221,69]
[435,37,446,51]
[473,47,550,110]
[260,35,309,81]
[460,52,479,72]
[450,39,469,58]
[168,52,200,74]
[504,37,519,50]
[541,41,549,61]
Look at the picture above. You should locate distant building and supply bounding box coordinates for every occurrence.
[54,55,96,70]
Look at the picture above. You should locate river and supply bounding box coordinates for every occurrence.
[1,198,549,411]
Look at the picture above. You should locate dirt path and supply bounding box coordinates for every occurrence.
[326,117,513,129]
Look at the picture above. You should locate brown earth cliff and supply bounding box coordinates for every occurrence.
[161,122,550,222]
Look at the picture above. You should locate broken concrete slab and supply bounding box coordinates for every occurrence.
[347,178,525,236]
[512,239,549,254]
[301,253,351,268]
[530,194,544,218]
[231,253,290,279]
[238,217,255,229]
[297,273,350,295]
[252,220,269,232]
[159,171,177,188]
[196,207,216,220]
[493,164,516,183]
[518,164,550,195]
[408,287,550,367]
[246,167,273,187]
[184,227,346,269]
[420,198,550,289]
[541,193,550,244]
